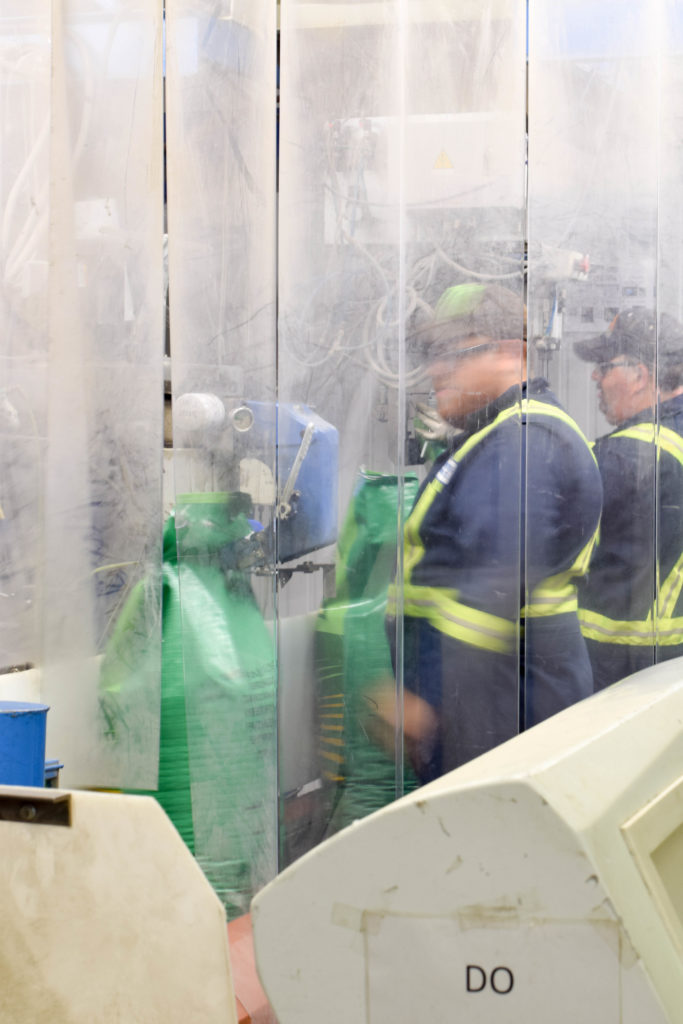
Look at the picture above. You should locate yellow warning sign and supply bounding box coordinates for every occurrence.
[433,149,454,170]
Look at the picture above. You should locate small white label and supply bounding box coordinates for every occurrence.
[435,458,458,486]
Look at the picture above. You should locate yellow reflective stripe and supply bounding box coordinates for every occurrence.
[450,404,520,456]
[392,581,577,625]
[524,532,597,618]
[524,399,598,465]
[659,550,683,619]
[612,423,683,467]
[571,532,599,577]
[607,425,683,623]
[578,608,683,646]
[404,411,517,584]
[397,401,593,630]
[522,590,578,618]
[401,584,516,654]
[403,477,444,583]
[404,403,528,586]
[404,399,596,587]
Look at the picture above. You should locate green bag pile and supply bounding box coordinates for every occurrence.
[100,493,277,920]
[315,471,420,832]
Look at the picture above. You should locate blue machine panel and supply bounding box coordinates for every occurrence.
[246,402,339,562]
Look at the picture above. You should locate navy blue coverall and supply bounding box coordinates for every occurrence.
[578,393,683,691]
[388,379,603,782]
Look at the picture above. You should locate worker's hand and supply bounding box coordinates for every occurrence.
[414,401,459,444]
[363,678,439,772]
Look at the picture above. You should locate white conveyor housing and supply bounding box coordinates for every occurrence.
[253,659,683,1023]
[0,788,237,1023]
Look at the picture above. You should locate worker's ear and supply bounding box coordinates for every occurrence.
[497,339,526,366]
[633,361,653,387]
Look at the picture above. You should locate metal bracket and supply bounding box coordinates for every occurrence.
[277,421,316,519]
[0,787,71,828]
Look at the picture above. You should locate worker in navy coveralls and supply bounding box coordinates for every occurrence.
[377,284,603,783]
[574,308,683,691]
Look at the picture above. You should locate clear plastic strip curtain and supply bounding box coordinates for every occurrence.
[528,0,659,428]
[165,0,278,917]
[278,0,526,842]
[528,0,683,689]
[4,0,683,916]
[0,1,164,788]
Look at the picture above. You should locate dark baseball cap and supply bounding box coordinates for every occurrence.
[574,308,683,365]
[425,283,526,359]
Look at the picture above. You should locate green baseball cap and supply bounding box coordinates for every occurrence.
[426,283,526,358]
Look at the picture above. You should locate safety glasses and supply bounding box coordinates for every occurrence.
[427,340,498,364]
[594,357,639,379]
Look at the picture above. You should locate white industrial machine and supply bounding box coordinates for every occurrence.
[0,788,237,1023]
[252,659,683,1023]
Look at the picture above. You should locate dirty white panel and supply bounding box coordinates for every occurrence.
[0,787,236,1023]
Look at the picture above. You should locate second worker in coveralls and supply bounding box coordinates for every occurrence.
[380,284,603,783]
[574,308,683,691]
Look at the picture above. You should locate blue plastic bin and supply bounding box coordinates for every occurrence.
[0,701,50,787]
[44,758,64,788]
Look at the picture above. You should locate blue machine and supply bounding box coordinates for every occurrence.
[0,701,49,787]
[172,392,339,562]
[243,402,339,563]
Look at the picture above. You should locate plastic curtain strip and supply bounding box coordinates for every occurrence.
[165,0,278,917]
[5,0,683,907]
[0,3,51,674]
[278,0,526,845]
[0,2,165,790]
[528,0,659,429]
[528,0,683,691]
